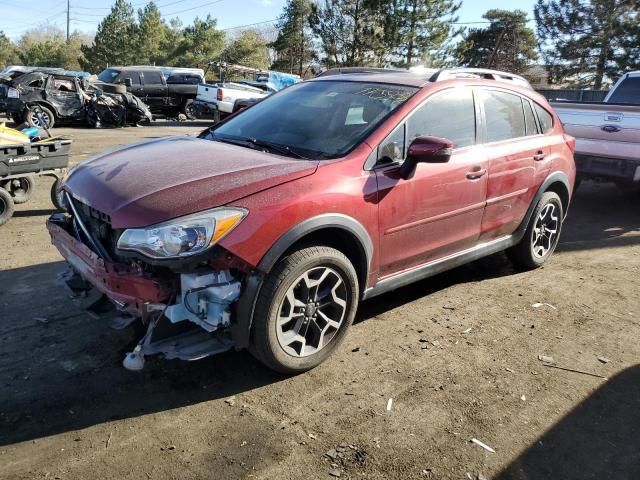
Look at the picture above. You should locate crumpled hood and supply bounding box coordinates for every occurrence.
[65,135,318,228]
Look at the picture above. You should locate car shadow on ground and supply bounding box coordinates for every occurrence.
[496,364,640,480]
[0,261,284,446]
[557,181,640,252]
[13,208,58,218]
[0,249,520,447]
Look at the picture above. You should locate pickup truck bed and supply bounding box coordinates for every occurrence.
[551,101,640,185]
[549,72,640,188]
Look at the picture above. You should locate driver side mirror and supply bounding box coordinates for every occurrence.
[400,136,454,179]
[124,78,132,87]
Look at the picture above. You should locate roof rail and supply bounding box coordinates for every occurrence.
[429,68,532,89]
[316,67,408,78]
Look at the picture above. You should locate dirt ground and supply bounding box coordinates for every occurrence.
[1,122,639,480]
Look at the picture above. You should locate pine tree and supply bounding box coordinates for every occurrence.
[455,9,538,74]
[310,0,384,67]
[270,0,315,75]
[221,30,270,69]
[171,15,224,68]
[0,32,20,68]
[535,0,640,88]
[137,2,168,65]
[80,0,138,72]
[380,0,462,67]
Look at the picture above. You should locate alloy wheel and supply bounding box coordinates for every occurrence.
[276,266,348,358]
[532,203,559,258]
[32,112,50,128]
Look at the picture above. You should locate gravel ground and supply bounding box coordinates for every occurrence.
[0,122,639,480]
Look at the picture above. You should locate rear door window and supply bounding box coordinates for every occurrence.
[51,77,76,92]
[533,103,554,133]
[483,90,526,142]
[406,88,476,148]
[143,71,164,84]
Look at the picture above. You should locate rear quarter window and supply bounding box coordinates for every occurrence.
[534,103,554,133]
[523,99,539,135]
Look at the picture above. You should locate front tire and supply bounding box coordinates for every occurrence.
[508,191,564,269]
[251,246,359,374]
[50,177,63,210]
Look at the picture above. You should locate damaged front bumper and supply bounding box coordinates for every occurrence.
[48,215,174,314]
[47,214,253,369]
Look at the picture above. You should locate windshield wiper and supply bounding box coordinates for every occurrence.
[246,137,311,160]
[210,134,314,160]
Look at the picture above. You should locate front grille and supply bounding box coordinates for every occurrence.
[71,199,122,259]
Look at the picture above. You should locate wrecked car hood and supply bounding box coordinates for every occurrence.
[64,135,319,228]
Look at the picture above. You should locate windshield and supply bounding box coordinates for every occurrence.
[608,77,640,105]
[202,80,417,159]
[97,68,120,83]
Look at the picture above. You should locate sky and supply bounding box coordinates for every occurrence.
[0,0,536,41]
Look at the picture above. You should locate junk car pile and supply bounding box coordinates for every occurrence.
[1,70,152,128]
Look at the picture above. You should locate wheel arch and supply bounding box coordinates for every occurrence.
[514,171,571,243]
[30,101,57,117]
[231,214,373,349]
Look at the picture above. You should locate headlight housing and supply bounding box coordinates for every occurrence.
[116,207,247,259]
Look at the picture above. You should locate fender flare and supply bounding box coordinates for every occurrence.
[513,170,571,243]
[231,213,373,349]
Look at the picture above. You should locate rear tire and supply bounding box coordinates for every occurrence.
[25,105,55,129]
[182,99,197,120]
[0,187,15,226]
[250,246,359,374]
[507,191,563,269]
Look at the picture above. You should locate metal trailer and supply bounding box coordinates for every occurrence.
[0,138,71,225]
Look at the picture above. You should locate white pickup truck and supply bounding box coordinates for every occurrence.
[550,72,640,189]
[193,81,270,120]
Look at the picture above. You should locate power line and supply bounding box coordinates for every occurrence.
[163,0,226,16]
[71,0,192,11]
[1,10,68,33]
[71,0,187,9]
[221,18,278,31]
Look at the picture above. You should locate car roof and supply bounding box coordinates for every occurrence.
[109,66,163,71]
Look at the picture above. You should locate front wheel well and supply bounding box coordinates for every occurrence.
[280,228,369,294]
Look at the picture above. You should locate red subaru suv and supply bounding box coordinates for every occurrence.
[48,68,576,373]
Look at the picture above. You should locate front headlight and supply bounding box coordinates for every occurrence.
[116,207,247,259]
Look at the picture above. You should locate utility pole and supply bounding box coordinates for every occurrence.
[66,0,70,42]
